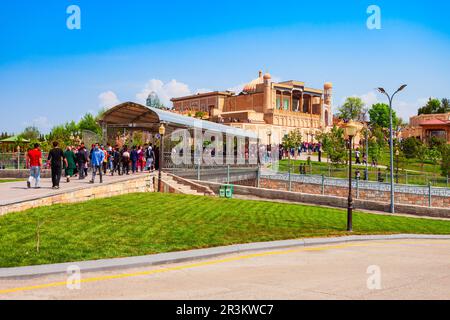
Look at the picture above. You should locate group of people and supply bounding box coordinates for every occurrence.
[26,141,158,189]
[278,143,323,161]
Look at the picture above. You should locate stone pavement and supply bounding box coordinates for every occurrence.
[1,238,449,300]
[0,171,152,207]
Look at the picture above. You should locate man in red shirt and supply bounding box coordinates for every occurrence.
[27,143,42,189]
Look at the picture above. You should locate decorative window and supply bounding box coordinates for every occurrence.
[276,97,281,110]
[283,98,289,111]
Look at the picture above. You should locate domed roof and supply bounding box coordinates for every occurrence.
[324,82,333,90]
[242,71,264,93]
[263,73,271,80]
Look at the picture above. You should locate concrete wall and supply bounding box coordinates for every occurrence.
[196,180,450,219]
[0,175,155,216]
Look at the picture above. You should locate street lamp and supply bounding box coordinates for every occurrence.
[377,84,407,214]
[344,120,359,232]
[395,148,400,184]
[158,123,166,193]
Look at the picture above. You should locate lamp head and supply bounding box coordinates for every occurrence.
[377,87,386,94]
[397,84,407,92]
[344,119,359,138]
[159,124,166,135]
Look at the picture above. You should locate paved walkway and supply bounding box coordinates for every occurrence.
[0,171,152,206]
[1,239,449,299]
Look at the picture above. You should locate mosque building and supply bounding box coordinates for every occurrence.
[171,71,333,145]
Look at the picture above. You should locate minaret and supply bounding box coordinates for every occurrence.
[263,73,272,114]
[323,82,333,127]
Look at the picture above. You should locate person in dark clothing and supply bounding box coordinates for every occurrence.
[47,141,66,189]
[76,143,88,180]
[121,146,130,175]
[130,146,138,174]
[111,146,121,176]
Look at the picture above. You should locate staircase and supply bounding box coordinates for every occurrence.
[160,172,215,196]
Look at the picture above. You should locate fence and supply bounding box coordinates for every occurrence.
[260,170,450,208]
[275,162,449,188]
[0,152,49,170]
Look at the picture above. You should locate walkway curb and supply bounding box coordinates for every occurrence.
[1,234,449,279]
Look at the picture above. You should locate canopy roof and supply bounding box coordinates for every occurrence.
[99,102,258,139]
[0,135,30,143]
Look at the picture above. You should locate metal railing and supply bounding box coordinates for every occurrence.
[261,169,450,208]
[0,152,49,170]
[274,162,450,188]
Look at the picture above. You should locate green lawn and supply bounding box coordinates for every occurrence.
[1,193,450,268]
[0,179,23,184]
[276,159,448,187]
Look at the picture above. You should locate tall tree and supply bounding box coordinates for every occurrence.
[20,126,40,141]
[440,98,450,113]
[282,129,303,155]
[78,113,101,136]
[441,144,450,177]
[418,98,442,115]
[338,97,365,121]
[317,126,347,165]
[369,103,399,129]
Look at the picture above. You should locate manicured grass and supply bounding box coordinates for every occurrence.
[1,193,450,268]
[277,159,448,187]
[0,179,23,183]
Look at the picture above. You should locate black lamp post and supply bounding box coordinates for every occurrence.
[344,120,358,232]
[158,123,166,193]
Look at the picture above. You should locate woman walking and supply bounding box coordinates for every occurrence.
[64,146,77,183]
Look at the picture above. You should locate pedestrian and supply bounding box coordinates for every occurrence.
[111,146,121,176]
[90,143,105,184]
[137,146,145,172]
[130,145,138,173]
[47,141,66,189]
[355,149,361,165]
[107,143,114,172]
[145,144,155,172]
[122,146,130,175]
[26,143,42,189]
[76,143,88,180]
[63,146,77,183]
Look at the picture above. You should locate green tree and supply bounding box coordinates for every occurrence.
[369,103,398,129]
[418,98,442,115]
[78,113,101,136]
[440,144,450,177]
[19,126,40,141]
[317,126,346,165]
[194,111,207,119]
[441,98,450,113]
[282,129,303,155]
[401,137,421,159]
[338,97,365,121]
[416,143,429,173]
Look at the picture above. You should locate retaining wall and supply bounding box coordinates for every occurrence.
[0,175,155,216]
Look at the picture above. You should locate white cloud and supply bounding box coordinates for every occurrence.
[23,116,52,133]
[359,91,379,107]
[136,79,191,108]
[98,91,120,109]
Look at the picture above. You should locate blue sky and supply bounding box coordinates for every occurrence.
[0,0,449,133]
